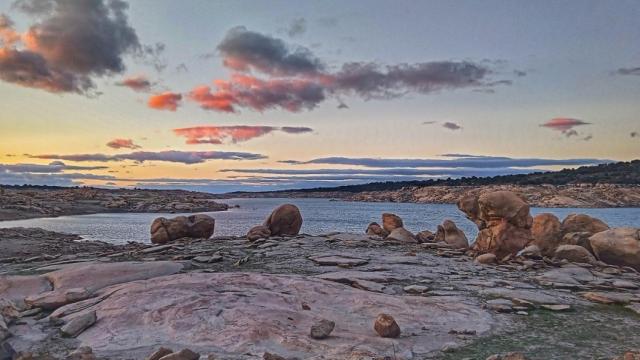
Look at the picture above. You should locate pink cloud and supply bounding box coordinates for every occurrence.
[173,125,313,144]
[117,75,153,92]
[106,138,141,149]
[541,118,590,132]
[148,92,182,111]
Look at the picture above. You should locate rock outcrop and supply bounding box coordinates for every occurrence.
[553,245,596,264]
[264,204,303,236]
[365,222,389,238]
[434,220,468,249]
[530,213,563,256]
[589,228,640,270]
[458,191,533,258]
[386,227,417,243]
[561,214,609,235]
[381,213,403,232]
[150,214,215,244]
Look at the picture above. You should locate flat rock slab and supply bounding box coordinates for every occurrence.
[314,270,406,284]
[480,288,573,305]
[77,272,494,359]
[309,255,369,267]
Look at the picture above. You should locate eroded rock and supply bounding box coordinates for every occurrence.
[373,313,401,338]
[263,204,303,236]
[151,214,215,244]
[589,228,640,270]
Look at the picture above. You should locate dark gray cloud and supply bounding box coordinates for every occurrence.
[279,155,610,169]
[0,0,149,93]
[0,161,107,173]
[220,167,535,177]
[442,122,462,130]
[631,131,638,138]
[217,26,324,76]
[31,150,267,164]
[616,67,640,76]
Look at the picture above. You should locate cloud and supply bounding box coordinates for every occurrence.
[541,118,591,138]
[31,150,267,164]
[442,121,462,130]
[188,74,325,112]
[0,161,106,173]
[631,131,638,138]
[285,18,306,37]
[279,155,609,169]
[116,75,153,92]
[0,0,142,94]
[158,28,515,114]
[616,67,640,76]
[148,92,182,111]
[217,26,324,76]
[173,125,313,144]
[220,167,535,177]
[106,138,141,149]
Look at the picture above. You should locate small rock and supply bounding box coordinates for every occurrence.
[625,303,640,316]
[441,341,459,353]
[263,352,287,360]
[517,245,542,259]
[61,311,97,337]
[403,285,429,294]
[373,313,401,338]
[310,319,335,339]
[486,352,528,360]
[158,349,200,360]
[540,304,572,311]
[66,346,95,360]
[146,347,174,360]
[475,253,497,264]
[581,291,633,305]
[612,280,639,289]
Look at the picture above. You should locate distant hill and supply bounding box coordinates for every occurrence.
[233,160,640,194]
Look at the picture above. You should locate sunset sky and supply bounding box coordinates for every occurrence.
[1,0,639,192]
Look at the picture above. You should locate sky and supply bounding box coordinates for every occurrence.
[0,0,639,193]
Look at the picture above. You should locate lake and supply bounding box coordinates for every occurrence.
[1,198,639,245]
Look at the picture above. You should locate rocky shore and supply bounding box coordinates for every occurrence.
[1,193,640,359]
[0,187,228,221]
[232,184,640,208]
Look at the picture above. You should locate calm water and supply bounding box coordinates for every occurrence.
[0,198,639,245]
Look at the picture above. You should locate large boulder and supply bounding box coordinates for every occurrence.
[264,204,303,236]
[366,222,389,238]
[589,228,640,270]
[561,214,609,235]
[530,213,563,256]
[150,214,215,244]
[458,191,533,257]
[381,213,403,232]
[434,220,468,249]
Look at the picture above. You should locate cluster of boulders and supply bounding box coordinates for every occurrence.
[150,214,216,244]
[458,190,640,271]
[247,204,303,241]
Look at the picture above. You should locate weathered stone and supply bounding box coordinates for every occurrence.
[309,255,368,267]
[415,230,435,243]
[517,245,542,259]
[553,245,596,264]
[530,213,563,256]
[247,225,271,242]
[486,352,528,360]
[561,232,594,254]
[561,214,609,235]
[435,220,468,249]
[309,319,335,339]
[581,291,633,304]
[386,227,417,243]
[151,214,215,244]
[589,228,640,270]
[365,222,389,238]
[373,313,401,338]
[475,253,497,264]
[263,204,303,236]
[403,285,429,294]
[381,213,404,232]
[61,311,97,337]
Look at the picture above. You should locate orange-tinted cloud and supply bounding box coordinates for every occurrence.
[116,75,153,92]
[188,74,325,113]
[148,92,182,111]
[173,125,313,144]
[541,118,590,131]
[106,138,141,149]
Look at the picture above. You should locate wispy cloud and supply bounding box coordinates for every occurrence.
[616,67,640,76]
[278,154,609,169]
[116,75,154,92]
[173,125,313,145]
[541,117,591,138]
[442,122,462,130]
[106,138,141,149]
[30,150,267,164]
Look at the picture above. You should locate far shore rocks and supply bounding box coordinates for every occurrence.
[150,214,215,244]
[459,191,533,258]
